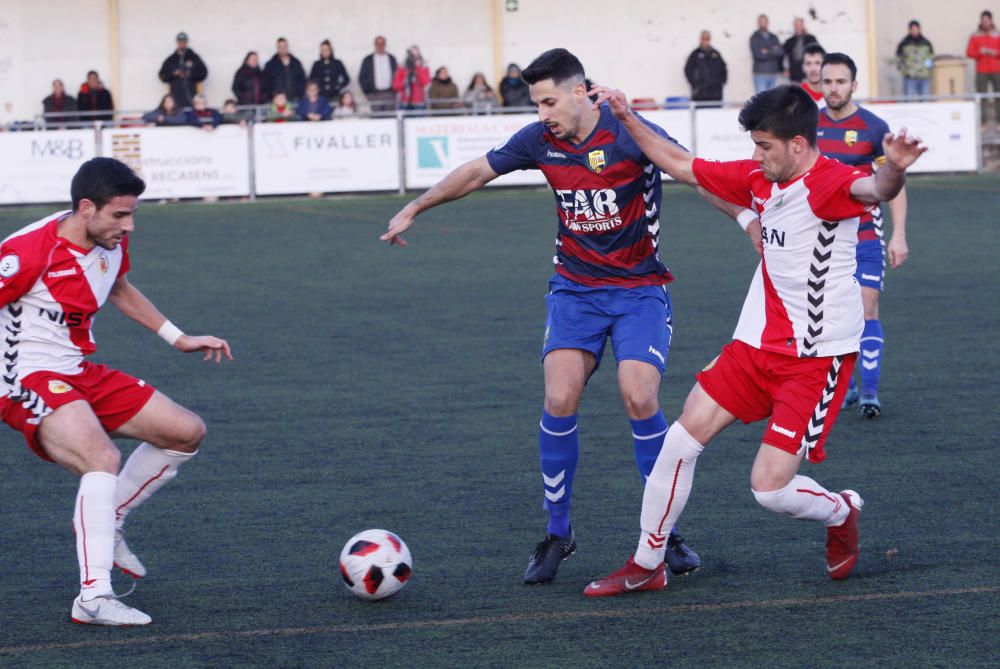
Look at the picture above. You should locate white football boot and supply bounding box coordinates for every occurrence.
[114,529,147,579]
[71,593,152,626]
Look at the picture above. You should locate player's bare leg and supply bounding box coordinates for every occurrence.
[617,360,701,575]
[586,383,733,596]
[109,391,206,579]
[524,349,594,584]
[749,443,863,579]
[38,401,151,625]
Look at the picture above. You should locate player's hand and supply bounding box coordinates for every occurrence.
[887,235,909,269]
[745,218,763,256]
[882,128,927,171]
[175,335,233,363]
[587,85,631,119]
[381,208,416,247]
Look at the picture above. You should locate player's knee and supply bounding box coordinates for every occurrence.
[85,443,121,475]
[170,413,206,453]
[621,389,658,421]
[544,387,581,417]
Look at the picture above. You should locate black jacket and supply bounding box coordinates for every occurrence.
[264,54,307,101]
[309,58,351,100]
[77,84,114,121]
[500,77,531,107]
[783,33,820,82]
[684,47,727,101]
[358,52,398,94]
[158,48,208,107]
[232,65,268,105]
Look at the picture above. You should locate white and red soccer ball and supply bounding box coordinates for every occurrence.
[339,529,413,601]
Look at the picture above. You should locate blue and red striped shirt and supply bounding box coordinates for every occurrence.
[817,105,890,242]
[486,105,677,287]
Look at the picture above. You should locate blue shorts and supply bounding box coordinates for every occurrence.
[542,274,673,373]
[855,240,885,291]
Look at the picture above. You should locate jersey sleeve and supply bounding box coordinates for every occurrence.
[870,116,890,167]
[117,237,131,278]
[807,163,874,221]
[691,158,758,208]
[486,123,541,175]
[0,240,43,308]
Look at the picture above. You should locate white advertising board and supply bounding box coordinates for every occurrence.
[253,119,399,195]
[0,130,97,204]
[868,101,977,173]
[638,109,694,152]
[693,107,754,161]
[404,114,547,189]
[104,125,250,199]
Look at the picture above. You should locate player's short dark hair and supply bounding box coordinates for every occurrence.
[521,48,585,86]
[823,52,858,81]
[804,44,826,57]
[739,85,818,146]
[71,158,145,212]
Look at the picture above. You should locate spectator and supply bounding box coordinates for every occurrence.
[77,70,114,122]
[428,66,462,109]
[266,91,297,122]
[897,21,934,99]
[232,51,267,106]
[359,35,398,112]
[800,44,826,102]
[684,30,727,104]
[297,80,333,121]
[186,94,222,129]
[264,38,307,102]
[334,91,362,117]
[393,46,431,110]
[966,10,1000,126]
[310,40,350,101]
[221,99,250,125]
[750,14,783,92]
[142,94,189,126]
[158,31,208,109]
[783,17,820,82]
[500,63,531,107]
[42,79,77,126]
[464,72,499,112]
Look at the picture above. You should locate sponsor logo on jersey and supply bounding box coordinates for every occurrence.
[48,380,73,394]
[844,130,858,147]
[47,268,77,278]
[702,355,719,372]
[99,254,109,274]
[0,255,20,278]
[762,226,786,247]
[555,189,623,233]
[587,150,606,174]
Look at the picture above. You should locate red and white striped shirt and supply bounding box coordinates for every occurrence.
[693,156,872,358]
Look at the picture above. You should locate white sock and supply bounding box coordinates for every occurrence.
[74,472,117,597]
[635,422,704,570]
[115,443,196,529]
[752,475,849,526]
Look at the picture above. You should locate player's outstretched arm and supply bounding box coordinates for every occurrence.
[109,276,233,363]
[588,85,698,185]
[851,128,927,204]
[381,156,499,247]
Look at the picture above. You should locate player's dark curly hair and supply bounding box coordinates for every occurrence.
[822,52,858,82]
[71,157,146,211]
[521,48,585,86]
[738,85,818,146]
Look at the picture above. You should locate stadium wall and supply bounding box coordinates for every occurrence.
[0,0,988,124]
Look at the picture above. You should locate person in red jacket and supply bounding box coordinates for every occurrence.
[393,46,431,111]
[967,10,1000,126]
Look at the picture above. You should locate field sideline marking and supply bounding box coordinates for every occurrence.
[1,585,996,655]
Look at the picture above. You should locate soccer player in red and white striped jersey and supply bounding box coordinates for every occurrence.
[584,84,925,596]
[0,158,232,625]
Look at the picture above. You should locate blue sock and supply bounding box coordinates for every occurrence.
[539,411,579,538]
[859,319,884,397]
[630,411,668,480]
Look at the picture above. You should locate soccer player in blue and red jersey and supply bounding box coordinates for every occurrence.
[818,52,909,418]
[383,49,747,584]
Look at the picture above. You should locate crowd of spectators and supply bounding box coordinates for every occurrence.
[30,11,1000,130]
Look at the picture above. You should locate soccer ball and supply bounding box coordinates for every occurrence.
[339,529,413,601]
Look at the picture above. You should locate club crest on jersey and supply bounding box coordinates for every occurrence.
[587,150,606,173]
[48,380,73,394]
[98,254,109,274]
[844,130,858,147]
[0,255,19,278]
